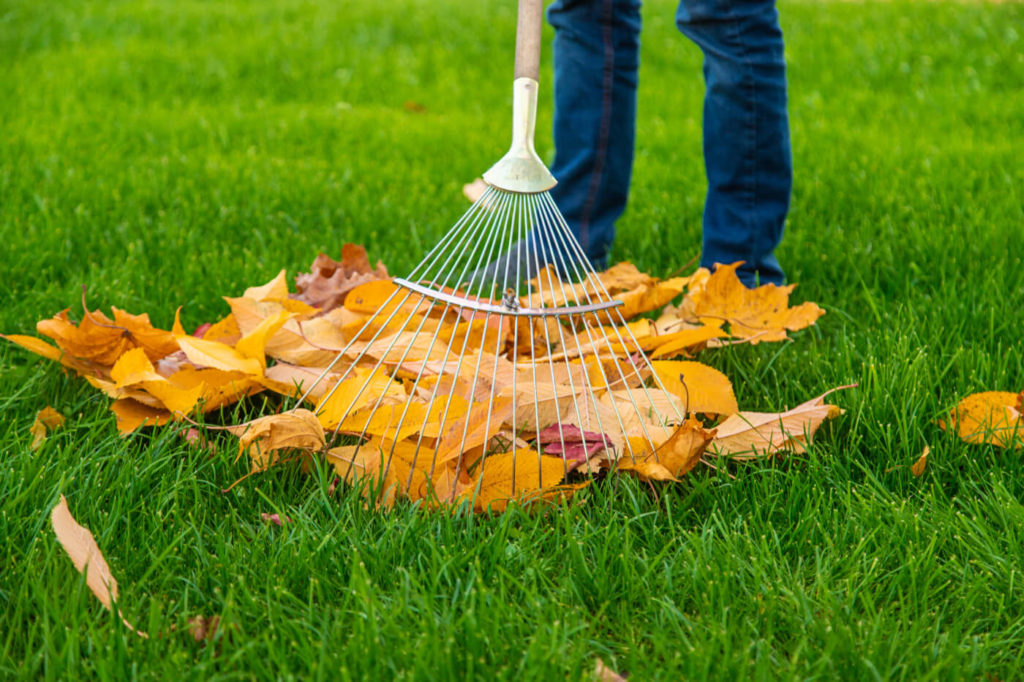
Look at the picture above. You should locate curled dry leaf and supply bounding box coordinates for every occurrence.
[618,417,715,481]
[188,615,221,642]
[709,385,853,460]
[294,245,390,313]
[51,495,147,637]
[30,406,65,450]
[594,659,628,682]
[938,391,1023,449]
[226,409,325,471]
[912,445,930,477]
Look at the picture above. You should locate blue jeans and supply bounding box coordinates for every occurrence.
[548,0,791,286]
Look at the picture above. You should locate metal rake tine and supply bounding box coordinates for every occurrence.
[352,190,517,493]
[532,199,618,466]
[326,191,516,487]
[301,188,503,411]
[537,203,664,459]
[457,190,528,505]
[540,194,687,425]
[400,189,523,496]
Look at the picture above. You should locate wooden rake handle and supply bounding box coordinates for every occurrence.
[514,0,543,80]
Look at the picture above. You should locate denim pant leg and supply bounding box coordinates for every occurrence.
[548,0,642,271]
[677,0,791,286]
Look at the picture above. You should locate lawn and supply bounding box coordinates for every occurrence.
[2,0,1024,678]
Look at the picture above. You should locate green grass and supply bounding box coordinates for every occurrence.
[2,0,1024,678]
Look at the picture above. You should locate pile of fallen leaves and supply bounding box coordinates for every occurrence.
[6,245,850,511]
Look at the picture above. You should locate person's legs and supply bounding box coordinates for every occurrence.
[677,0,791,286]
[548,0,642,271]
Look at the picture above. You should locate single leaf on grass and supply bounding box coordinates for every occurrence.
[51,495,147,637]
[594,660,628,682]
[938,391,1023,449]
[912,445,930,476]
[30,406,65,450]
[188,615,221,643]
[260,512,292,526]
[226,409,325,471]
[709,386,851,460]
[687,262,825,342]
[652,360,738,416]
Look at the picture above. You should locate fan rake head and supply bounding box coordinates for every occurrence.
[292,0,686,510]
[294,184,686,510]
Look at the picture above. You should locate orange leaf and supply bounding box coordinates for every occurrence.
[226,409,325,471]
[30,406,65,450]
[687,262,824,342]
[111,399,173,434]
[618,417,715,480]
[243,269,290,302]
[912,445,930,476]
[652,360,738,416]
[460,449,567,512]
[939,391,1023,448]
[51,495,147,637]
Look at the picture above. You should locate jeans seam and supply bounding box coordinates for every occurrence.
[577,0,617,255]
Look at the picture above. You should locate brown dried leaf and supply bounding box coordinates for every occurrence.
[294,246,389,312]
[51,495,147,637]
[710,386,851,460]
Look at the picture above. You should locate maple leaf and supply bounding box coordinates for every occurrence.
[938,391,1023,449]
[294,245,389,312]
[685,262,825,342]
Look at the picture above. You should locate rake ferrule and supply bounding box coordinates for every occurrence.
[483,78,557,194]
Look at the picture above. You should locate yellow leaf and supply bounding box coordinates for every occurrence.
[30,406,65,450]
[939,391,1023,449]
[111,399,172,434]
[687,262,824,342]
[652,360,738,416]
[243,269,289,302]
[314,368,408,428]
[465,449,567,512]
[50,495,147,637]
[226,409,325,471]
[110,348,205,414]
[174,334,263,376]
[912,445,930,476]
[649,324,729,359]
[234,309,294,369]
